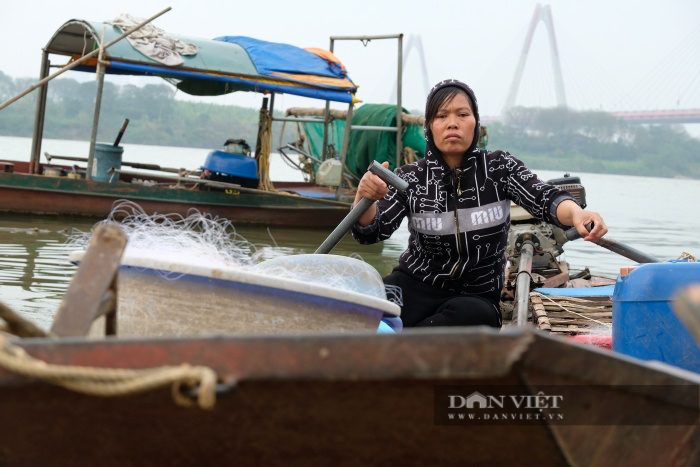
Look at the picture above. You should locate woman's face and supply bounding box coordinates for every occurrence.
[429,93,476,160]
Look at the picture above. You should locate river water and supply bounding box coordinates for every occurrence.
[2,136,700,330]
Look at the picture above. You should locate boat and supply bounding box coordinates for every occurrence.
[1,187,699,465]
[2,300,699,465]
[0,12,413,228]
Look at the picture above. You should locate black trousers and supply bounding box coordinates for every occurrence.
[384,269,502,328]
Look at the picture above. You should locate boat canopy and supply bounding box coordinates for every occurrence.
[44,19,357,103]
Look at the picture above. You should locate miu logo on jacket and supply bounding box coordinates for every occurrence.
[409,200,509,235]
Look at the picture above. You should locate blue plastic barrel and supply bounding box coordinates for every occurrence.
[93,143,123,182]
[613,261,700,372]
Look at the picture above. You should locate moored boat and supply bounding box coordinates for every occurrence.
[0,13,411,228]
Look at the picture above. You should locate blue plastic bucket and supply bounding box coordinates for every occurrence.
[93,143,123,182]
[612,261,700,372]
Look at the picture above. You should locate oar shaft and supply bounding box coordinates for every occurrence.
[593,237,659,264]
[565,228,659,264]
[315,161,409,254]
[315,198,374,254]
[113,118,130,146]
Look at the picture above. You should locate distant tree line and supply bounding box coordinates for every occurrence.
[487,107,700,179]
[0,71,298,151]
[1,71,698,179]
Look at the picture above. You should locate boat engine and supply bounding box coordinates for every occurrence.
[201,139,259,189]
[502,174,588,322]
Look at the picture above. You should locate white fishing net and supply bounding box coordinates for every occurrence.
[251,254,387,299]
[66,200,389,300]
[66,200,259,268]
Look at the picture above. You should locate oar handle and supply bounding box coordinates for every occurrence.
[564,224,659,264]
[113,118,130,147]
[315,161,408,254]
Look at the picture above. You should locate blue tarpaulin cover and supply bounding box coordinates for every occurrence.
[533,285,616,297]
[45,20,356,102]
[215,36,347,79]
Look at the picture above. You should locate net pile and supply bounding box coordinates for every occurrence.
[67,201,388,300]
[66,201,259,269]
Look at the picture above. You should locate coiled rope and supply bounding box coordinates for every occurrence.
[0,333,219,410]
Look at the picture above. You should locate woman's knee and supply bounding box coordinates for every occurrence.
[425,296,501,327]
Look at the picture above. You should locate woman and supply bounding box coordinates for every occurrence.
[351,79,607,328]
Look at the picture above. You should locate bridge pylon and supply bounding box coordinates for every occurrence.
[391,34,430,105]
[502,3,567,115]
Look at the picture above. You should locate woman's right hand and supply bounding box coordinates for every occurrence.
[354,161,390,203]
[353,161,390,226]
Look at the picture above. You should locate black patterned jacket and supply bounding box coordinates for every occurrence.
[351,148,575,302]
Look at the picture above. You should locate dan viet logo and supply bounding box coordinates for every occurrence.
[445,390,565,422]
[436,384,700,426]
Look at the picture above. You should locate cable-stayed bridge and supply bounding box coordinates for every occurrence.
[400,4,700,125]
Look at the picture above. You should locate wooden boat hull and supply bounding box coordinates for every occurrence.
[0,328,698,466]
[0,168,350,228]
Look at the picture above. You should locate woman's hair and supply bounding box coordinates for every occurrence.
[425,86,473,127]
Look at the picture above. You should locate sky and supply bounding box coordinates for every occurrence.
[3,0,700,118]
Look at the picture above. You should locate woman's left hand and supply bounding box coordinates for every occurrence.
[571,209,608,241]
[556,200,608,241]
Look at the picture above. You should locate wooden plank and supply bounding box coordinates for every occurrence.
[544,312,611,319]
[50,223,127,337]
[541,262,569,288]
[542,306,610,314]
[549,326,611,333]
[548,319,612,326]
[534,294,611,303]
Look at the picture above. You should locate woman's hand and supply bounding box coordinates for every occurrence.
[571,209,608,241]
[556,199,608,241]
[354,161,390,226]
[355,161,390,203]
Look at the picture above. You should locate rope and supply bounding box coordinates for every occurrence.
[0,333,220,409]
[679,252,697,262]
[531,292,611,327]
[256,107,275,192]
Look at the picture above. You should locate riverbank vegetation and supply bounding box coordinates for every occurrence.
[1,72,698,179]
[0,72,294,152]
[487,107,700,179]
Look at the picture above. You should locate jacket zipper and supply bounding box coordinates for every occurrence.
[451,168,463,279]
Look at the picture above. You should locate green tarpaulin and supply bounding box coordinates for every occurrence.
[302,104,425,179]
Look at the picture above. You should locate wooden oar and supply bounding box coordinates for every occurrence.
[315,161,408,254]
[564,225,659,264]
[44,152,197,175]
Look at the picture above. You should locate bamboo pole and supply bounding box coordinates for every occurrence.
[0,6,172,111]
[29,53,50,174]
[286,107,425,126]
[336,100,354,199]
[86,25,108,181]
[395,33,403,170]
